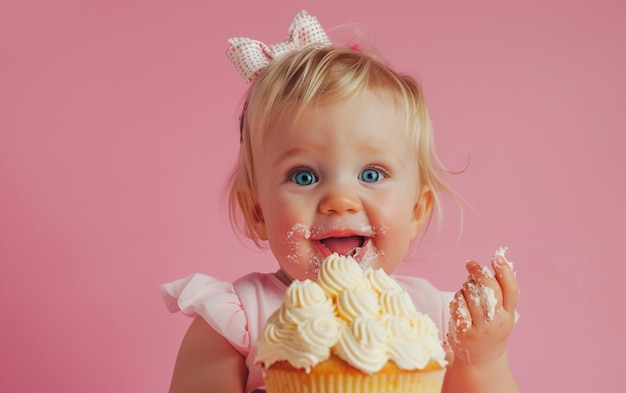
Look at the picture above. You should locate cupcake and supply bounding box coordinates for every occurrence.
[256,253,447,393]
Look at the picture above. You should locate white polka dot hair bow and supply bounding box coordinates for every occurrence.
[226,10,332,83]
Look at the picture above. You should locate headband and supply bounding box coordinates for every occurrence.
[226,10,332,83]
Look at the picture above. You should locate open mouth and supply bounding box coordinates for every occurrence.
[320,236,366,257]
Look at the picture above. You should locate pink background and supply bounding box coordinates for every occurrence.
[1,0,624,391]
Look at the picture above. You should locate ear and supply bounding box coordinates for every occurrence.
[237,189,268,240]
[410,187,434,240]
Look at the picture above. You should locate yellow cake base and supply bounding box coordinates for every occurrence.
[264,355,446,393]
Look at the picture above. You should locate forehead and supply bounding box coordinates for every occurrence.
[268,92,407,138]
[253,94,414,163]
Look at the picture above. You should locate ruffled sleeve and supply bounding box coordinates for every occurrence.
[160,273,250,355]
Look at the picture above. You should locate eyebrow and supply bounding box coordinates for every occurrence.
[271,147,314,167]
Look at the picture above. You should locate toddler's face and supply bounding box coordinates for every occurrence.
[250,93,430,282]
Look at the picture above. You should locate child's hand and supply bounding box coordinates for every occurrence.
[447,253,520,367]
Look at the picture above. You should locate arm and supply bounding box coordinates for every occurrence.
[442,254,520,393]
[169,316,248,393]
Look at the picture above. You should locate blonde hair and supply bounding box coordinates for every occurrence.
[228,46,455,247]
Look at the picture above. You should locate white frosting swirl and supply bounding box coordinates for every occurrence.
[255,253,448,373]
[364,267,402,294]
[380,289,422,319]
[336,288,380,322]
[334,317,388,374]
[317,253,368,297]
[256,279,339,372]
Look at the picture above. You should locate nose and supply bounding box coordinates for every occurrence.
[318,188,363,215]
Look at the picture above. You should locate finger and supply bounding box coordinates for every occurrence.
[491,255,520,312]
[465,261,501,322]
[466,260,503,307]
[448,291,472,341]
[462,280,488,327]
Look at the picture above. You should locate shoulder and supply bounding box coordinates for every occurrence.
[233,271,287,335]
[234,272,286,302]
[233,271,287,294]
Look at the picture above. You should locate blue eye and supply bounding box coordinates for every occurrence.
[289,169,318,186]
[359,168,383,183]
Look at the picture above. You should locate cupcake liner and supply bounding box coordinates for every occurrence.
[265,366,445,393]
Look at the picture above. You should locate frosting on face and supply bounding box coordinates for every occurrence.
[255,253,448,374]
[282,223,386,281]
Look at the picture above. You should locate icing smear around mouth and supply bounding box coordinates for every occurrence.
[283,223,386,277]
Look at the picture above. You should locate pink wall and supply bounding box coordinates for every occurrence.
[1,1,624,391]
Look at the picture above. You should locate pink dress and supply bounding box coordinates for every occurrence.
[160,272,454,393]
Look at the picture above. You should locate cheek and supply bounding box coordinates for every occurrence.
[371,196,416,253]
[262,200,307,241]
[374,193,415,224]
